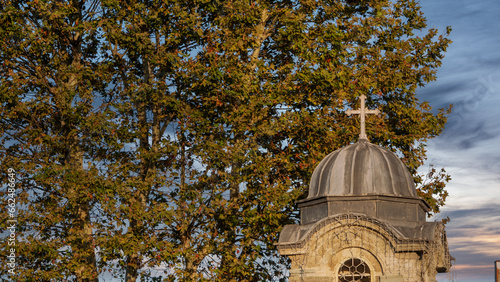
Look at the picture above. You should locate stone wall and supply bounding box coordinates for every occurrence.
[278,214,448,282]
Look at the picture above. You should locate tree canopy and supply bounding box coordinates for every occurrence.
[0,0,451,280]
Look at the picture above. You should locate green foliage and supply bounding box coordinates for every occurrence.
[0,0,451,280]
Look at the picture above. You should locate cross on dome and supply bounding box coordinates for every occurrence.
[346,94,380,141]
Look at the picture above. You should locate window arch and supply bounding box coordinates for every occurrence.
[338,258,371,282]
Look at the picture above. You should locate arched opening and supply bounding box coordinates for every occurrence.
[338,258,371,282]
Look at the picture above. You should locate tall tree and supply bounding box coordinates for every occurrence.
[1,0,451,280]
[0,0,113,280]
[96,0,210,280]
[179,0,452,278]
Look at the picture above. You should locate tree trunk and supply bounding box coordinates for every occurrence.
[68,146,98,282]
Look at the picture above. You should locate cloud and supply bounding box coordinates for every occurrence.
[449,122,498,149]
[424,131,500,184]
[438,264,494,282]
[419,1,500,281]
[434,206,500,282]
[452,264,492,271]
[417,0,500,154]
[434,205,500,280]
[450,231,500,256]
[418,79,468,110]
[425,70,500,149]
[445,206,500,222]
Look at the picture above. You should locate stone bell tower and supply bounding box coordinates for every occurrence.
[277,95,451,282]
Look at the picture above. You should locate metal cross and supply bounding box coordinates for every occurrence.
[346,94,380,140]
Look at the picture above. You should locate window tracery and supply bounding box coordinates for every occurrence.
[338,258,371,282]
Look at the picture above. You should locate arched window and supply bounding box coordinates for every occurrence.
[338,258,371,282]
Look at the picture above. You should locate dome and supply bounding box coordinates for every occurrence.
[308,139,417,198]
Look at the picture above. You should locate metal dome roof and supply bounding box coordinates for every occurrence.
[308,139,417,198]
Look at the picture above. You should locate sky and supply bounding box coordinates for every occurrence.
[417,1,500,281]
[2,1,497,281]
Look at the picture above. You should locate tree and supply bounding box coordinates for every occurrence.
[0,0,113,280]
[1,0,451,280]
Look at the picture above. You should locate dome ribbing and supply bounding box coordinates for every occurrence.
[308,139,417,198]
